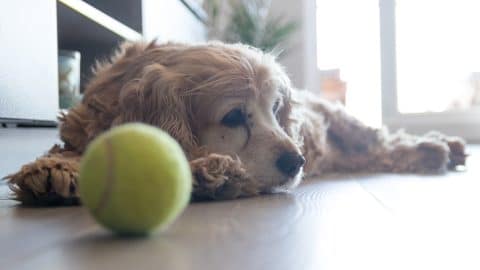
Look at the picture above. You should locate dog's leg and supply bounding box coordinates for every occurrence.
[4,145,81,205]
[303,98,467,175]
[189,153,260,200]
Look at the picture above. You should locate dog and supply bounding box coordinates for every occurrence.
[4,41,467,205]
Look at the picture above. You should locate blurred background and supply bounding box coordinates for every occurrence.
[1,0,479,141]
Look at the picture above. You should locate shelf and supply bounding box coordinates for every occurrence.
[56,0,206,91]
[57,0,144,90]
[82,0,142,33]
[58,0,142,42]
[180,0,208,23]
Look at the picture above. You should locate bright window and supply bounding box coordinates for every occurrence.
[317,0,480,141]
[396,0,480,113]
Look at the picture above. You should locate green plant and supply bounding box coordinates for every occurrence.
[204,0,297,55]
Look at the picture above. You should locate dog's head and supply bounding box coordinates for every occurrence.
[188,43,305,191]
[90,41,305,192]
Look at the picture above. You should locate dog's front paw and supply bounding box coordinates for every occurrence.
[4,156,80,205]
[190,154,259,200]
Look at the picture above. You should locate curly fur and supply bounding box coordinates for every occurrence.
[3,41,467,205]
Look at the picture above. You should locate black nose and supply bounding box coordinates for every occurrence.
[275,152,306,177]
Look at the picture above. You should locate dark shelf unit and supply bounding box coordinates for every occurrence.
[1,0,206,125]
[57,0,143,90]
[56,0,206,91]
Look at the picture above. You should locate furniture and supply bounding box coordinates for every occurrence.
[0,0,205,125]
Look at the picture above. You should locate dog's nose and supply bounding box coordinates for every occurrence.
[276,152,306,177]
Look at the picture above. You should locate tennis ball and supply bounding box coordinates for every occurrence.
[78,123,192,236]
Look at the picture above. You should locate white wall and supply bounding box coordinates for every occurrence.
[142,0,318,91]
[271,0,318,92]
[142,0,206,42]
[0,0,58,122]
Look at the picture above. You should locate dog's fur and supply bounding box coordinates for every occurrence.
[4,41,467,205]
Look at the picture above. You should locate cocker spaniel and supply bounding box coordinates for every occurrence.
[5,41,468,205]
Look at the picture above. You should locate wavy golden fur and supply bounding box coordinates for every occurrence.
[4,41,467,205]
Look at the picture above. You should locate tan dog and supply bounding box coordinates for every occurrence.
[5,41,467,205]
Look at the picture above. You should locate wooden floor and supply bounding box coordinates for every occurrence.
[1,129,479,270]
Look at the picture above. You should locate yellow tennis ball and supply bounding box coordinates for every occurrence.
[79,123,192,236]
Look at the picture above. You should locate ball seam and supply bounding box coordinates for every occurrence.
[93,137,116,215]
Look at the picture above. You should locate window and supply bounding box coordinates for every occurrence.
[396,0,480,113]
[317,0,480,141]
[380,0,480,141]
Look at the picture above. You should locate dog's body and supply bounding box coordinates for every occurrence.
[5,41,467,204]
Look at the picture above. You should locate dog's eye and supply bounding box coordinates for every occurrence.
[273,99,281,114]
[221,108,245,127]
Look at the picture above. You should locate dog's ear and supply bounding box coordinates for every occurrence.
[277,93,292,130]
[115,63,197,153]
[277,88,303,145]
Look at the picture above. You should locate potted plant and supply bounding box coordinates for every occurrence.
[204,0,297,57]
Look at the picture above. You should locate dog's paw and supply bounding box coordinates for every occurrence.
[416,140,449,173]
[189,154,259,200]
[425,131,468,169]
[4,156,80,205]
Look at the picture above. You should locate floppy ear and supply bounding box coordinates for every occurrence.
[114,63,197,154]
[277,88,303,145]
[277,92,292,131]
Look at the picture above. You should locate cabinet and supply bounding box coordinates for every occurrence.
[0,0,206,125]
